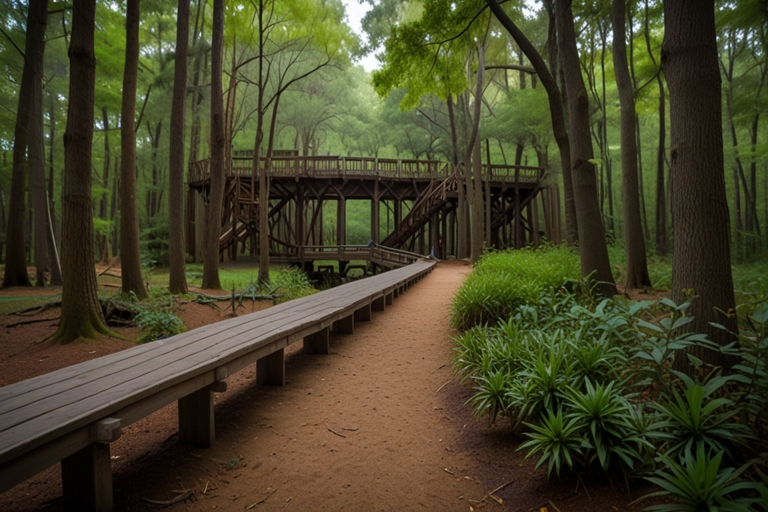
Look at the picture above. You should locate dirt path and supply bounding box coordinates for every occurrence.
[3,262,637,511]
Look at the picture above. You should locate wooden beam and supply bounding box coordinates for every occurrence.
[62,442,113,512]
[257,348,285,386]
[303,326,330,355]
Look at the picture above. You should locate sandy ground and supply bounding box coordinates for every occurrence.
[0,262,640,511]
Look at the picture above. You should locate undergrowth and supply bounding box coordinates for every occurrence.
[451,247,768,510]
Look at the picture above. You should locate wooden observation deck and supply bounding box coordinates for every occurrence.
[187,155,560,267]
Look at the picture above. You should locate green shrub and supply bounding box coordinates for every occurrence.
[134,297,185,343]
[450,245,580,331]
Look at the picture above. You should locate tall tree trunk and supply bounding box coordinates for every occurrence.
[203,0,224,289]
[556,0,616,296]
[255,0,269,285]
[485,0,578,244]
[28,0,50,286]
[99,107,111,263]
[662,0,738,371]
[49,0,113,343]
[613,0,651,289]
[470,45,486,264]
[169,0,189,294]
[1,0,46,288]
[120,0,148,299]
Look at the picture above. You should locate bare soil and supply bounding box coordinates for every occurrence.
[0,262,648,511]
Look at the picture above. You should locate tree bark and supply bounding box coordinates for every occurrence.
[120,0,148,299]
[203,0,225,290]
[99,107,111,264]
[662,0,738,371]
[49,0,113,344]
[28,0,50,286]
[485,0,578,245]
[612,0,651,289]
[556,0,616,296]
[169,0,190,294]
[1,0,46,288]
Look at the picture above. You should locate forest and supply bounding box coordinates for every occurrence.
[0,0,764,355]
[3,0,768,509]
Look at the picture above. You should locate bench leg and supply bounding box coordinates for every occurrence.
[178,388,215,447]
[62,442,113,512]
[257,348,285,385]
[393,287,400,298]
[304,327,330,354]
[385,292,393,306]
[334,314,354,334]
[354,303,372,322]
[371,296,385,312]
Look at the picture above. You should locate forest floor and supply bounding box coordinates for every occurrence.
[0,261,655,511]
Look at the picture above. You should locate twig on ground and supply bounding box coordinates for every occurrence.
[281,498,291,510]
[431,364,446,373]
[326,424,346,438]
[436,380,450,394]
[140,489,194,507]
[488,494,502,505]
[13,300,61,316]
[246,488,279,509]
[443,468,454,475]
[203,481,209,494]
[578,474,591,501]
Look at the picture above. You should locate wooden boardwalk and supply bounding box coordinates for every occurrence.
[186,155,558,263]
[0,261,435,510]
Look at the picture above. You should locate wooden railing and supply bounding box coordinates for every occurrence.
[189,156,543,184]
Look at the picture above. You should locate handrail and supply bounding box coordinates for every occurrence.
[189,156,544,184]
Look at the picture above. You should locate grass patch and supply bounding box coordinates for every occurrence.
[450,245,580,331]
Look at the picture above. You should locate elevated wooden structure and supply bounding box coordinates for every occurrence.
[187,155,560,266]
[0,260,435,510]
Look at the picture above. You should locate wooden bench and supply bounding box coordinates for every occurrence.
[0,260,435,510]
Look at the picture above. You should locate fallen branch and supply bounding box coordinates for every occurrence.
[6,317,60,328]
[140,489,194,507]
[548,499,562,512]
[13,300,61,316]
[436,381,450,394]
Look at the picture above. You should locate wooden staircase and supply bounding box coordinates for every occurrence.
[381,174,458,249]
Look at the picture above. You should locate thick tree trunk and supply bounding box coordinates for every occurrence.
[203,0,224,290]
[49,0,113,344]
[255,0,269,285]
[28,0,50,286]
[485,0,578,245]
[662,0,738,371]
[169,0,189,294]
[1,0,47,288]
[120,0,148,299]
[556,0,616,296]
[612,0,651,289]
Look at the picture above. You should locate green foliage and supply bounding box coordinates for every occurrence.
[450,245,581,331]
[643,443,766,512]
[452,250,764,493]
[133,297,185,343]
[269,267,317,303]
[140,217,170,267]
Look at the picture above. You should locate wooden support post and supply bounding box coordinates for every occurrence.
[179,388,215,447]
[62,442,113,512]
[257,349,285,386]
[372,179,380,244]
[304,326,330,354]
[337,197,346,245]
[372,295,385,312]
[354,303,372,322]
[385,292,394,305]
[393,287,400,298]
[335,314,354,334]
